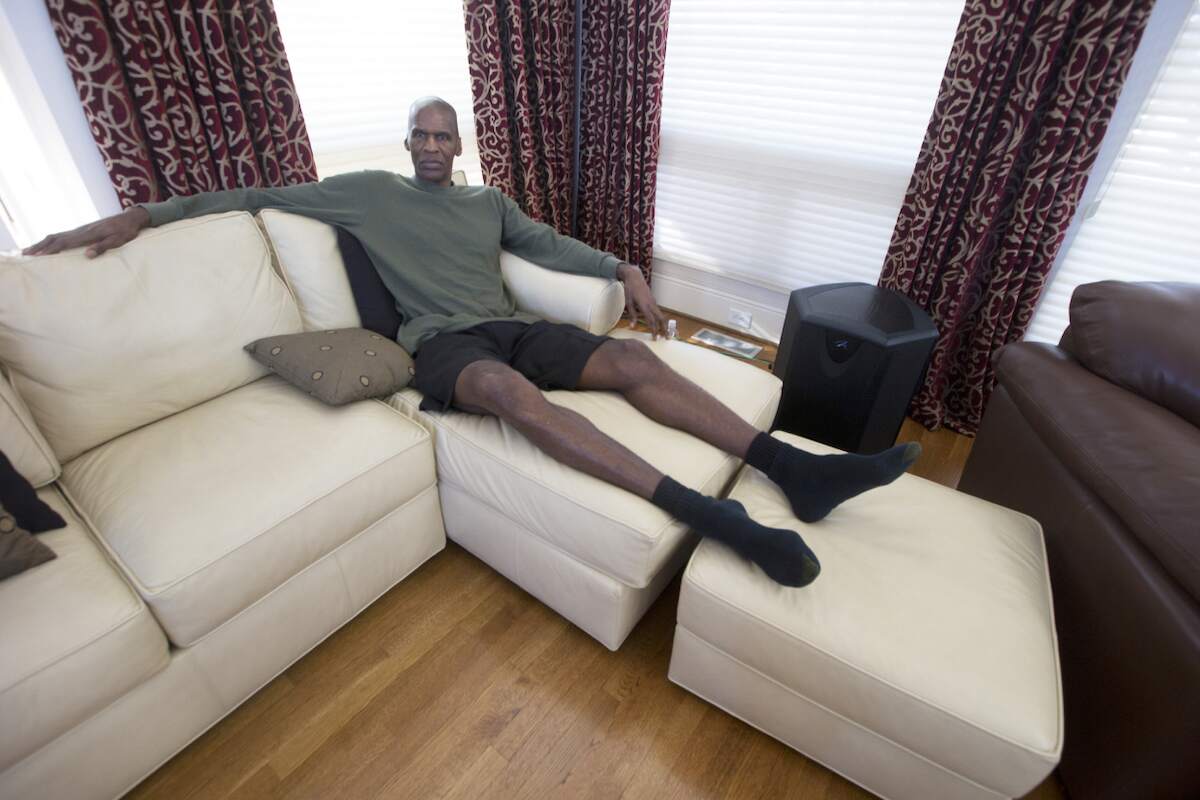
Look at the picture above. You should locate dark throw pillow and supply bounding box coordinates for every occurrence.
[0,450,66,533]
[245,328,415,406]
[336,227,403,340]
[1,502,56,581]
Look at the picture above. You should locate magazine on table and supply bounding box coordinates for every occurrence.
[688,328,763,360]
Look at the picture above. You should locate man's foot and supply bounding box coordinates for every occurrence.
[651,477,820,587]
[746,434,921,523]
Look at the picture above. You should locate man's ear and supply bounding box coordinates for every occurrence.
[455,138,463,156]
[404,138,411,152]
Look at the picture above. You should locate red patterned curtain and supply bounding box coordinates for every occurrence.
[46,0,318,207]
[882,0,1154,435]
[576,0,670,279]
[463,0,576,234]
[463,0,671,279]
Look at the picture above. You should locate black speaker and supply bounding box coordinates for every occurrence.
[772,282,938,453]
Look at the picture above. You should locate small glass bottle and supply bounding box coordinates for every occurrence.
[666,319,678,340]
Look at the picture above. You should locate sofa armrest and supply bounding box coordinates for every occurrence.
[500,251,625,335]
[993,342,1200,603]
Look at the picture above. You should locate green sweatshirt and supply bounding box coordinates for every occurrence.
[142,171,622,354]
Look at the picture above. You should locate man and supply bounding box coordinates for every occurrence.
[25,96,919,587]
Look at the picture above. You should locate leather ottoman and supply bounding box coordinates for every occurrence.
[668,431,1063,800]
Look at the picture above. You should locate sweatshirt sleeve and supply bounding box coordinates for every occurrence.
[139,172,373,228]
[497,192,621,280]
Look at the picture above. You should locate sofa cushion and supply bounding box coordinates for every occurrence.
[390,332,781,587]
[1062,281,1200,428]
[61,376,436,647]
[997,342,1200,604]
[0,212,302,461]
[675,433,1062,797]
[258,210,362,332]
[245,328,414,405]
[0,486,168,771]
[0,366,59,488]
[258,210,625,337]
[337,226,403,339]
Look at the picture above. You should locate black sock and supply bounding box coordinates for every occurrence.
[745,433,921,523]
[651,477,820,587]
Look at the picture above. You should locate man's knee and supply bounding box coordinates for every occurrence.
[454,361,542,416]
[596,338,665,385]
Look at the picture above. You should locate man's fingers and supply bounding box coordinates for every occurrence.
[85,234,123,258]
[23,235,54,255]
[645,301,662,339]
[654,305,669,337]
[41,236,71,255]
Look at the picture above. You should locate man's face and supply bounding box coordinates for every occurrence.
[405,106,462,186]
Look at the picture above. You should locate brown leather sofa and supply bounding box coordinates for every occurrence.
[958,281,1200,800]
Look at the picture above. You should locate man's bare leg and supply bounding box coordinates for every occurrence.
[452,360,664,499]
[577,338,761,457]
[451,359,821,586]
[577,339,920,523]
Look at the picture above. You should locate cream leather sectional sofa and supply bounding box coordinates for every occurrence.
[0,210,781,800]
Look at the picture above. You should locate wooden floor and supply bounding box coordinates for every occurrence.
[128,311,1066,800]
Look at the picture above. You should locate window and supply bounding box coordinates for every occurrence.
[652,1,965,336]
[273,2,481,184]
[0,2,118,249]
[1025,5,1199,343]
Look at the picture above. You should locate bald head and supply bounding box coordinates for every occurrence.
[405,96,463,186]
[408,96,459,137]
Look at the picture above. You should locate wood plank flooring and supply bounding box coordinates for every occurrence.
[127,310,1064,799]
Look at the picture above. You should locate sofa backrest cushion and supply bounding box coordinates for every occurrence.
[259,210,626,343]
[258,210,362,332]
[336,227,403,340]
[0,212,302,461]
[997,342,1200,604]
[1062,280,1200,427]
[0,366,59,488]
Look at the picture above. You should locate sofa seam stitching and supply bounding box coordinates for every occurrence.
[682,555,1062,758]
[179,483,440,648]
[0,604,162,702]
[672,625,1034,793]
[128,432,433,596]
[437,476,650,590]
[9,512,445,790]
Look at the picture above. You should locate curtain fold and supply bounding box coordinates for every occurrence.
[463,0,670,279]
[46,0,317,207]
[881,0,1155,435]
[463,0,576,233]
[576,0,670,280]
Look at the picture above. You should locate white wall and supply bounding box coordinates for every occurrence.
[1,0,120,219]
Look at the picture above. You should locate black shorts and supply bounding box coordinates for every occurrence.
[412,320,612,412]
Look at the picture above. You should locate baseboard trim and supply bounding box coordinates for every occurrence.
[649,258,789,342]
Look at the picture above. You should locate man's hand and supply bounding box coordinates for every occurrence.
[617,262,667,339]
[22,206,151,258]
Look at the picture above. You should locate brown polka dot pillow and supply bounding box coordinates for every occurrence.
[1,502,56,581]
[244,328,415,406]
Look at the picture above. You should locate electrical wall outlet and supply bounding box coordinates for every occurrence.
[728,308,753,330]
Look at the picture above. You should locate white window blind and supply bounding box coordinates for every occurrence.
[273,2,481,183]
[653,1,965,294]
[1026,6,1200,343]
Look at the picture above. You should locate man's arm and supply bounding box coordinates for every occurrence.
[498,193,667,337]
[24,174,368,259]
